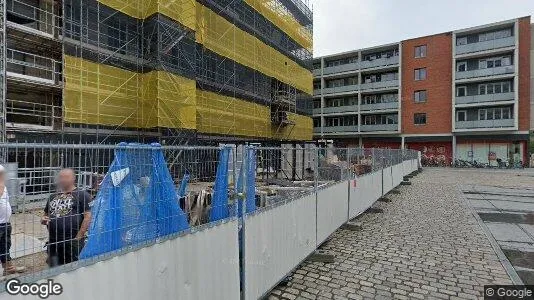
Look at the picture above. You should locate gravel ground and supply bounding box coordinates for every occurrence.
[269,168,533,300]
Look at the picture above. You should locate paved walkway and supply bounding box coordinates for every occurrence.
[269,168,534,300]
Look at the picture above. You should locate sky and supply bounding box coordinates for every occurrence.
[309,0,534,57]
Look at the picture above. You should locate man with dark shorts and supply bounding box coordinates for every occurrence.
[41,169,92,266]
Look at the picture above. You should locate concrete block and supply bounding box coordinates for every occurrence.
[308,250,336,263]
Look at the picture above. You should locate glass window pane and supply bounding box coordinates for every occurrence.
[503,82,510,93]
[494,84,502,94]
[479,110,486,120]
[479,85,486,95]
[494,109,501,120]
[487,84,494,94]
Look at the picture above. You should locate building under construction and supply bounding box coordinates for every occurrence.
[0,0,314,145]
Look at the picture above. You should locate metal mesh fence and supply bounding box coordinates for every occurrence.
[0,143,417,282]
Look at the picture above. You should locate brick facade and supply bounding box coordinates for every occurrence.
[401,33,453,134]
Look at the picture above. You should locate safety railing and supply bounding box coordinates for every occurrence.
[0,143,419,300]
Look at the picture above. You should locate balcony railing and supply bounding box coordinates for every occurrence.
[360,101,399,111]
[455,119,514,129]
[360,80,399,91]
[323,62,359,75]
[360,124,398,132]
[455,65,515,80]
[455,92,515,105]
[322,84,359,95]
[7,0,58,36]
[360,56,399,70]
[6,49,60,85]
[313,69,321,76]
[322,125,359,133]
[313,89,321,96]
[456,36,515,55]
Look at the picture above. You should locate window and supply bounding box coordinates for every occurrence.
[502,107,511,119]
[313,118,320,127]
[457,37,468,46]
[414,113,427,125]
[456,110,466,122]
[415,45,427,58]
[414,90,427,103]
[478,82,513,95]
[457,62,467,72]
[414,68,427,81]
[456,86,466,97]
[479,109,487,120]
[479,56,512,69]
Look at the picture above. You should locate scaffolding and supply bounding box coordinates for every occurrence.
[2,0,314,144]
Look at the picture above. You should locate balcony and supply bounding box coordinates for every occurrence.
[313,89,321,96]
[7,0,57,37]
[313,69,321,76]
[6,49,60,86]
[323,62,359,76]
[455,65,514,80]
[322,84,359,95]
[360,124,398,132]
[360,56,399,70]
[455,119,514,129]
[322,126,359,134]
[455,92,515,105]
[360,80,398,91]
[456,37,515,55]
[322,105,358,115]
[313,127,322,133]
[360,101,399,111]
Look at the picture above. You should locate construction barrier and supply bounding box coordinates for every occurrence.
[0,144,418,300]
[316,182,349,245]
[243,193,317,300]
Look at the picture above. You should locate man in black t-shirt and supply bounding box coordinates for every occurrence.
[42,169,92,267]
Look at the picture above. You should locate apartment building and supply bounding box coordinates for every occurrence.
[312,17,531,166]
[0,0,314,145]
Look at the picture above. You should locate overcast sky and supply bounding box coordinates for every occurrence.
[309,0,534,57]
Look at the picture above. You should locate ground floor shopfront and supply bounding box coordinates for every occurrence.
[332,134,529,167]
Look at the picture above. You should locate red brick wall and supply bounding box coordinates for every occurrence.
[518,17,531,131]
[401,33,453,134]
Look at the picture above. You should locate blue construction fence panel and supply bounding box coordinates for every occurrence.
[81,143,190,258]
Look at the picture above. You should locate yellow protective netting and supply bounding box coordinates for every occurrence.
[64,56,197,129]
[196,89,272,138]
[196,4,313,95]
[273,112,313,141]
[64,55,142,128]
[196,89,313,140]
[97,0,196,30]
[244,0,312,52]
[141,71,197,130]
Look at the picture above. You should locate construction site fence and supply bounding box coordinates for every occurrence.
[0,143,420,300]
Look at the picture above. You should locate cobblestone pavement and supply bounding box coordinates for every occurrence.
[269,168,534,300]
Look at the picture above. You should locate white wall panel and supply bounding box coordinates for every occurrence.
[243,194,317,300]
[1,220,241,300]
[316,182,349,244]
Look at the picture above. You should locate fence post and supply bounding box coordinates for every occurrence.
[314,146,319,247]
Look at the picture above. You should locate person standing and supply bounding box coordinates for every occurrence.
[41,169,92,267]
[0,165,25,275]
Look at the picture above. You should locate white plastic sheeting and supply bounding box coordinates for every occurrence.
[1,220,241,300]
[316,182,349,245]
[348,171,382,219]
[243,193,317,300]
